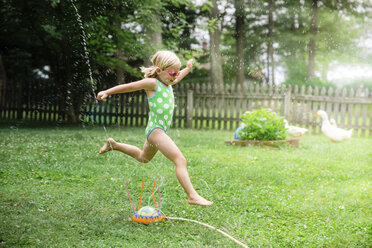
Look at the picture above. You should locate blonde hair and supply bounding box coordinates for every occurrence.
[140,51,181,78]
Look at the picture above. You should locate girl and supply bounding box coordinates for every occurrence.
[97,51,213,206]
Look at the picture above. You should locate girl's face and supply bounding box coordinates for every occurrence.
[157,64,181,85]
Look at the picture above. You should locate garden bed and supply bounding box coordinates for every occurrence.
[225,138,300,147]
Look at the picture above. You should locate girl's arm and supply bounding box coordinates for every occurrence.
[173,59,194,84]
[97,78,156,101]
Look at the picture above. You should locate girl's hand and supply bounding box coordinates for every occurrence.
[97,91,108,101]
[186,59,194,70]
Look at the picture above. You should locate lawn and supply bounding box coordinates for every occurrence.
[0,124,371,247]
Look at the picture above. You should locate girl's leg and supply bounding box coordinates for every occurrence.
[148,129,213,206]
[99,138,158,163]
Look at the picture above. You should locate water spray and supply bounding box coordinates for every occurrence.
[70,0,96,102]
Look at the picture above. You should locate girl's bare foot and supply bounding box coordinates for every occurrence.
[99,138,116,154]
[188,195,214,206]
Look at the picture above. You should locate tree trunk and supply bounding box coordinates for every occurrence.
[144,13,163,67]
[150,13,163,46]
[116,49,125,85]
[61,39,78,123]
[267,0,275,85]
[235,0,244,89]
[16,81,23,120]
[209,0,224,93]
[308,0,318,80]
[0,55,6,106]
[116,21,125,85]
[56,4,78,123]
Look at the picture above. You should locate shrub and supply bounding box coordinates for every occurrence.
[342,78,372,92]
[239,108,286,141]
[282,78,336,89]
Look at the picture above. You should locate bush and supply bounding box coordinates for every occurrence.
[282,78,336,89]
[182,68,209,85]
[341,78,372,92]
[239,108,286,141]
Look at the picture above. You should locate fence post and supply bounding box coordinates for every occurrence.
[187,88,193,128]
[283,85,291,119]
[17,82,23,120]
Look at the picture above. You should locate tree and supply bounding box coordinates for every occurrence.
[273,0,371,85]
[305,0,371,80]
[234,0,244,88]
[307,0,318,80]
[267,0,275,85]
[209,0,224,92]
[0,55,6,107]
[144,12,163,67]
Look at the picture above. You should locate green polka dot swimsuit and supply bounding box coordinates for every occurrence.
[145,79,174,139]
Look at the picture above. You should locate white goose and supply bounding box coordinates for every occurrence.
[329,118,337,127]
[284,119,308,137]
[314,110,352,142]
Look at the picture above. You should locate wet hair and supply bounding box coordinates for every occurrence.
[140,51,181,78]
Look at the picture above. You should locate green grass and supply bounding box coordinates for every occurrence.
[1,124,371,247]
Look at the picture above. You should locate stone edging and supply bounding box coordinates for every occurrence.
[225,138,300,147]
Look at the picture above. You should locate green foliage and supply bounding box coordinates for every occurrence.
[48,0,60,8]
[201,0,213,14]
[207,18,219,33]
[162,1,199,51]
[282,78,336,89]
[274,1,371,83]
[182,68,209,84]
[41,24,62,40]
[341,78,372,92]
[240,108,286,141]
[1,0,372,124]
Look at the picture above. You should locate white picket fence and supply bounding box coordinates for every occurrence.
[2,81,371,136]
[175,83,372,136]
